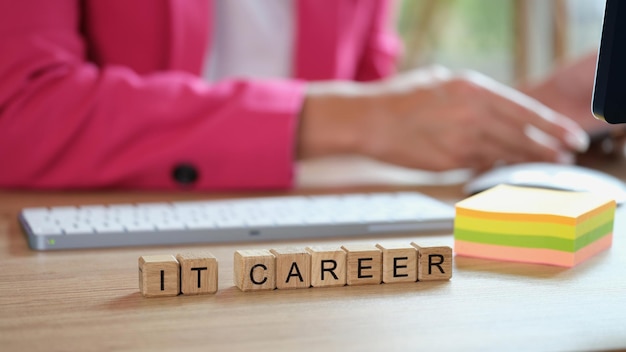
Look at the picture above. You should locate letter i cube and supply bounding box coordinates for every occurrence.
[138,255,180,297]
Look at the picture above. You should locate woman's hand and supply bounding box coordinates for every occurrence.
[299,66,589,172]
[523,52,626,158]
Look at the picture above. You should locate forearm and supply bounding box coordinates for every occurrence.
[298,81,372,160]
[0,63,305,189]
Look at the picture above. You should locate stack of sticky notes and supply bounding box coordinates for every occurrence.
[454,184,616,267]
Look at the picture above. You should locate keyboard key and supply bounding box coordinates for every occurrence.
[31,226,63,236]
[93,222,126,233]
[64,224,95,235]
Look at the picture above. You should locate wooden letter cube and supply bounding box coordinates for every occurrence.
[270,248,311,289]
[176,252,218,295]
[341,244,382,285]
[411,243,453,281]
[138,255,180,297]
[306,246,346,288]
[233,249,276,291]
[376,243,417,283]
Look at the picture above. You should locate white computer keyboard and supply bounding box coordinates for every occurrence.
[19,192,455,250]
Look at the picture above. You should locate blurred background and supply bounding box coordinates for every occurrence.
[397,0,605,86]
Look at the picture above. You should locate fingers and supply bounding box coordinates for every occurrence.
[477,107,579,168]
[424,94,571,170]
[430,123,553,172]
[473,73,590,153]
[478,108,568,163]
[355,67,591,173]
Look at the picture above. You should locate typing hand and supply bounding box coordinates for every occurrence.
[300,66,589,172]
[523,52,626,158]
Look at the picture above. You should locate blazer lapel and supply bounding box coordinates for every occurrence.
[165,0,211,74]
[294,0,342,80]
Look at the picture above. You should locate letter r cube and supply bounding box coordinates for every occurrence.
[306,246,346,288]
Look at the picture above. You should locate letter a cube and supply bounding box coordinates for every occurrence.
[270,248,311,289]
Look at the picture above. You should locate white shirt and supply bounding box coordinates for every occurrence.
[203,0,294,82]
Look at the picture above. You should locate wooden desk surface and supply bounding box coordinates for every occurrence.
[1,157,626,351]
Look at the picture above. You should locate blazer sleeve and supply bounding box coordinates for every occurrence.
[0,1,305,190]
[355,0,403,81]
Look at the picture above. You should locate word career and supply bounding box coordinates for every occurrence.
[138,242,452,297]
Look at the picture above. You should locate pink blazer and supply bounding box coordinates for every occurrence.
[0,0,400,190]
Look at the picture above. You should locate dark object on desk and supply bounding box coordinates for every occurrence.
[464,162,626,205]
[593,0,626,124]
